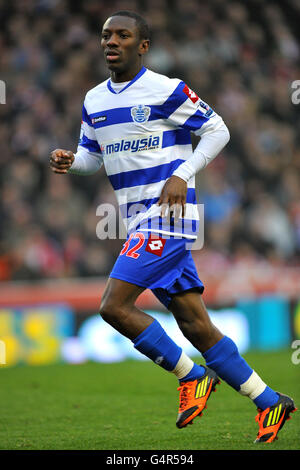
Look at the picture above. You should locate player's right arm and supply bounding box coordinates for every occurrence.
[50,99,103,176]
[50,149,75,174]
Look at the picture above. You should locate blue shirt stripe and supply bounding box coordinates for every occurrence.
[182,109,209,131]
[79,134,101,153]
[82,104,93,126]
[90,107,131,128]
[108,159,185,191]
[162,128,191,148]
[155,80,187,119]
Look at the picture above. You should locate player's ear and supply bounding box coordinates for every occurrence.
[139,39,150,56]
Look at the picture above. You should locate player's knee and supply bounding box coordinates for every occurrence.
[99,299,117,323]
[99,299,128,327]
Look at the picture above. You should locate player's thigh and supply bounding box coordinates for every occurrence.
[100,277,145,311]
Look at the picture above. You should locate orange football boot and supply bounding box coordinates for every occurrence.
[254,393,297,443]
[176,366,220,428]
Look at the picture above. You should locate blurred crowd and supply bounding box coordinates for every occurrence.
[0,0,299,282]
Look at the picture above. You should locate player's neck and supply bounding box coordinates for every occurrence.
[110,63,143,83]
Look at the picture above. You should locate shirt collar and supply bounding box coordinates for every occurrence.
[107,66,147,94]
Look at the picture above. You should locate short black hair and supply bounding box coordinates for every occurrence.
[110,10,150,40]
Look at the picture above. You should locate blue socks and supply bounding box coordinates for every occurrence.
[132,322,278,411]
[133,319,181,371]
[180,362,206,382]
[203,336,279,410]
[202,335,252,390]
[252,386,280,410]
[132,319,205,381]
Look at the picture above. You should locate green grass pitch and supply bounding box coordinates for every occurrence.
[0,349,299,450]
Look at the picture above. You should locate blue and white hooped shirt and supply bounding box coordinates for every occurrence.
[76,66,222,239]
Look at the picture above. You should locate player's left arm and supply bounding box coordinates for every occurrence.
[171,112,230,182]
[158,82,230,217]
[157,175,188,219]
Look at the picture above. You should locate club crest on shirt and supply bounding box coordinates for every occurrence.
[131,104,151,123]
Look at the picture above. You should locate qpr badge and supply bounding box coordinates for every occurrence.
[131,104,151,123]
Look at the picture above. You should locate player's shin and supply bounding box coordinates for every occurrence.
[132,319,205,381]
[202,336,279,410]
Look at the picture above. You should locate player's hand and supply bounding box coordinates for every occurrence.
[157,175,187,220]
[50,149,75,174]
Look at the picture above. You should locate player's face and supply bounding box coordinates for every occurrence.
[101,16,149,81]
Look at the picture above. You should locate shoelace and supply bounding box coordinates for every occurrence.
[177,383,192,411]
